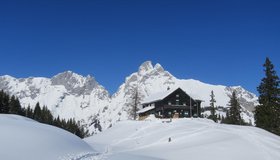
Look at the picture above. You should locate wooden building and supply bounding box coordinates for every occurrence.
[138,88,202,119]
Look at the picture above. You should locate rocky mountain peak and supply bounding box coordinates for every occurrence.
[138,61,153,75]
[137,61,172,77]
[51,71,101,95]
[154,63,164,72]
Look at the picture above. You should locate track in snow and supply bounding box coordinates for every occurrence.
[60,152,106,160]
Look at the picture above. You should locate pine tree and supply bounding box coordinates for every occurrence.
[208,90,217,122]
[0,90,10,113]
[9,96,23,115]
[227,91,243,125]
[33,102,42,122]
[0,90,4,113]
[255,57,280,135]
[40,106,53,124]
[25,105,34,118]
[221,110,230,124]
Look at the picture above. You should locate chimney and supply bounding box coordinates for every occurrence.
[167,86,170,90]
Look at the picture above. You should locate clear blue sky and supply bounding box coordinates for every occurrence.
[0,0,279,95]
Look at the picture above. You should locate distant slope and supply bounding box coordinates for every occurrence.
[85,117,280,160]
[0,61,258,133]
[0,114,95,160]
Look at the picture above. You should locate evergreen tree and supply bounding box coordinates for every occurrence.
[33,102,42,122]
[0,90,10,113]
[221,111,230,124]
[208,90,217,122]
[255,57,280,135]
[41,106,54,124]
[224,91,243,125]
[25,105,34,118]
[0,90,4,113]
[53,116,61,127]
[9,96,23,115]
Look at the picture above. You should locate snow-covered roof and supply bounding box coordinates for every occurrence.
[142,88,180,104]
[137,106,155,114]
[142,87,202,104]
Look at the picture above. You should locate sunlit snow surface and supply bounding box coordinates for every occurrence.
[0,114,96,160]
[85,116,280,160]
[1,114,279,160]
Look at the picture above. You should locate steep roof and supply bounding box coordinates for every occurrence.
[142,87,202,105]
[136,106,155,114]
[141,88,183,104]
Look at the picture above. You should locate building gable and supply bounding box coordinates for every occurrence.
[139,88,202,119]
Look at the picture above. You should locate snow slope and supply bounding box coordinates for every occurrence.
[85,117,280,160]
[0,61,258,133]
[0,114,96,160]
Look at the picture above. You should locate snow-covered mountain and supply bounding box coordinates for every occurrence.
[0,71,111,132]
[0,61,258,133]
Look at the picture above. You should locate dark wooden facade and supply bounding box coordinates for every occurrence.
[139,88,202,118]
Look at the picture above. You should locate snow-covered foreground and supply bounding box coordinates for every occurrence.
[2,114,279,160]
[0,114,96,160]
[85,117,280,160]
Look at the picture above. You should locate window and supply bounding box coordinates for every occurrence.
[183,103,186,106]
[176,94,179,97]
[176,99,179,105]
[168,101,172,105]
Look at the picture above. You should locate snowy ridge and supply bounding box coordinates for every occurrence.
[0,61,258,133]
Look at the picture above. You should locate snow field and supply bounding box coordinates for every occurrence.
[85,117,280,160]
[0,114,96,160]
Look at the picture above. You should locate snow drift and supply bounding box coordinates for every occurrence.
[0,114,95,160]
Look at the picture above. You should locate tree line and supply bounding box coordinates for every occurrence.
[207,57,280,136]
[0,92,89,138]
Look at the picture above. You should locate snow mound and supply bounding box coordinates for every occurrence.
[0,114,95,160]
[85,118,280,160]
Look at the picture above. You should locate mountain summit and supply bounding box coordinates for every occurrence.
[0,61,258,133]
